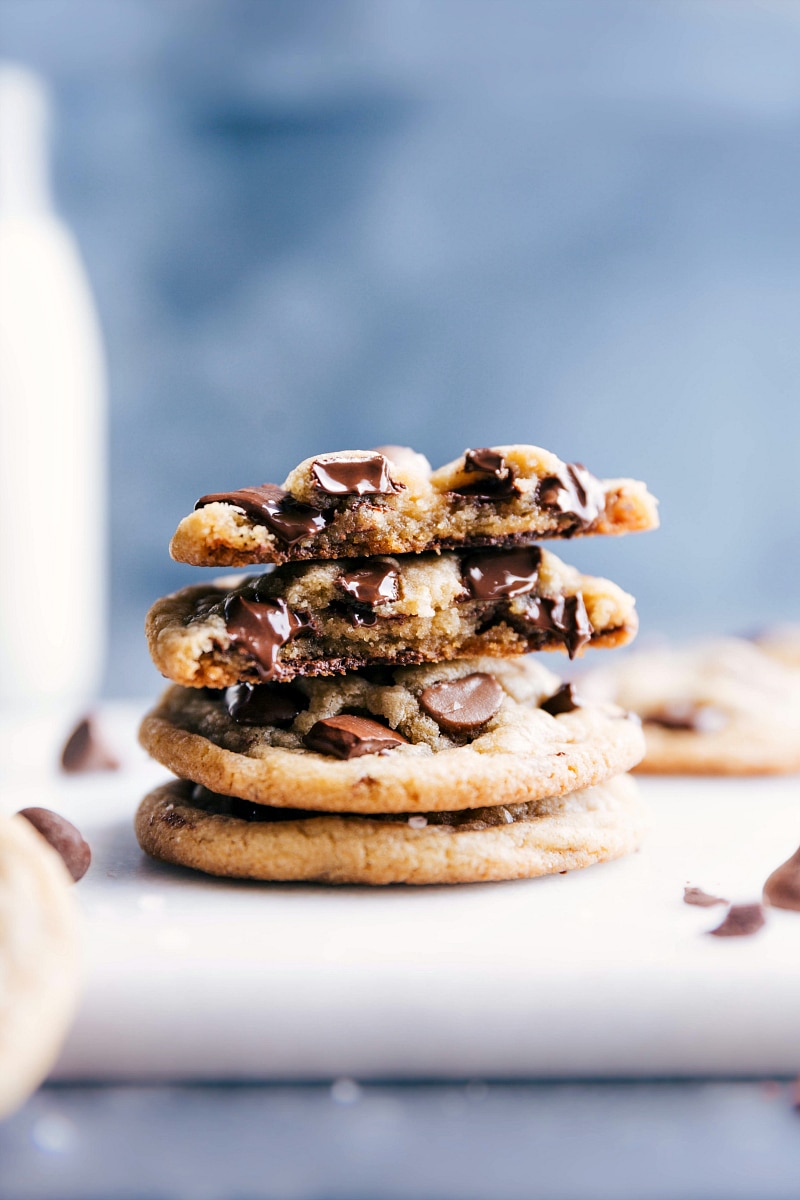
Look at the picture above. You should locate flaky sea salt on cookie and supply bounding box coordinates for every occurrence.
[170,444,658,567]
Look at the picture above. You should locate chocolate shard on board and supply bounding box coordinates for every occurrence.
[18,807,91,882]
[683,886,727,908]
[536,463,605,529]
[643,703,729,735]
[763,846,800,911]
[453,448,519,499]
[419,673,504,736]
[196,483,329,547]
[527,595,592,659]
[224,595,310,681]
[540,683,582,716]
[337,559,400,605]
[303,714,409,760]
[708,903,766,937]
[225,682,308,727]
[311,453,402,497]
[462,547,541,600]
[60,715,120,774]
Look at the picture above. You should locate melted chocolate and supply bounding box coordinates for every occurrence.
[310,454,402,497]
[225,682,308,727]
[224,595,309,681]
[462,547,541,600]
[540,683,582,716]
[18,807,91,882]
[709,904,765,938]
[303,714,409,759]
[196,484,329,547]
[338,559,400,605]
[526,595,592,659]
[763,846,800,911]
[536,463,605,530]
[419,673,504,736]
[643,703,728,734]
[60,715,119,774]
[453,448,519,499]
[683,886,727,908]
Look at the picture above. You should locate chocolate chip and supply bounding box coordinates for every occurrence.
[196,484,328,547]
[526,595,592,659]
[462,547,541,600]
[763,846,800,911]
[536,463,605,529]
[18,807,91,882]
[540,683,582,716]
[708,904,766,937]
[453,448,519,499]
[224,595,309,681]
[419,673,504,736]
[60,716,119,774]
[310,454,402,497]
[644,703,728,734]
[684,886,727,908]
[303,714,409,759]
[225,682,308,726]
[338,559,399,605]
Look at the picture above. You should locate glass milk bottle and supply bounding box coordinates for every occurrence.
[0,65,106,709]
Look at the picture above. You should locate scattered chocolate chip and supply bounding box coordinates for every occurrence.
[60,715,119,774]
[763,846,800,911]
[196,484,329,547]
[540,683,582,716]
[526,595,592,659]
[708,904,766,938]
[311,454,402,497]
[453,448,519,499]
[338,559,400,605]
[462,547,541,600]
[419,673,504,736]
[17,807,91,882]
[644,703,729,734]
[225,682,308,727]
[224,594,310,681]
[684,886,727,908]
[304,714,409,759]
[536,463,605,529]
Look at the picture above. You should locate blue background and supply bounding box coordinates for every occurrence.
[3,0,799,696]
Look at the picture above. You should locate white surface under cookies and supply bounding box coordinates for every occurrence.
[2,703,800,1081]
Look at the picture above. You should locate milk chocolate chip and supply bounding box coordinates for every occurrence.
[338,559,400,605]
[60,715,119,774]
[709,904,765,937]
[763,846,800,911]
[540,683,582,716]
[311,454,402,497]
[18,807,91,882]
[419,673,504,736]
[527,595,592,659]
[224,595,309,681]
[462,547,541,600]
[536,463,605,529]
[454,448,519,499]
[225,682,308,726]
[196,484,328,547]
[683,886,727,908]
[304,714,409,759]
[644,703,728,734]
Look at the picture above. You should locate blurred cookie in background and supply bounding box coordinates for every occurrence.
[756,624,800,671]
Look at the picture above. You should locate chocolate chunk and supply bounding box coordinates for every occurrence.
[709,904,766,938]
[763,846,800,911]
[310,454,402,497]
[536,463,605,529]
[526,595,592,659]
[304,714,409,759]
[18,807,91,882]
[684,886,727,908]
[60,715,119,774]
[225,682,307,726]
[338,559,400,605]
[419,673,504,735]
[224,595,309,681]
[196,484,328,547]
[540,683,582,716]
[462,547,541,600]
[453,448,519,499]
[644,703,728,734]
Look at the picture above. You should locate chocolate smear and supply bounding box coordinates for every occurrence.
[763,846,800,911]
[196,483,328,547]
[338,559,400,605]
[462,547,541,600]
[536,463,605,529]
[304,714,409,759]
[453,448,519,499]
[60,715,119,774]
[540,683,582,716]
[644,703,728,734]
[224,595,309,681]
[18,807,91,882]
[684,886,727,908]
[419,673,504,736]
[526,595,592,659]
[311,454,402,497]
[708,903,766,938]
[225,682,308,727]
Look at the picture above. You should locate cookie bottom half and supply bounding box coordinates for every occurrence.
[135,774,646,886]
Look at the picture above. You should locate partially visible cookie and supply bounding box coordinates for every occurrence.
[581,638,800,775]
[756,625,800,670]
[139,656,645,813]
[170,444,658,567]
[0,814,80,1119]
[146,547,638,688]
[135,774,646,885]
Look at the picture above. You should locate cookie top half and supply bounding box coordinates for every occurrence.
[170,444,659,567]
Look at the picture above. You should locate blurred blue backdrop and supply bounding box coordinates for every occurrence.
[3,0,799,696]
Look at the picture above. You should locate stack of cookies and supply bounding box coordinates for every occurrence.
[136,444,658,885]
